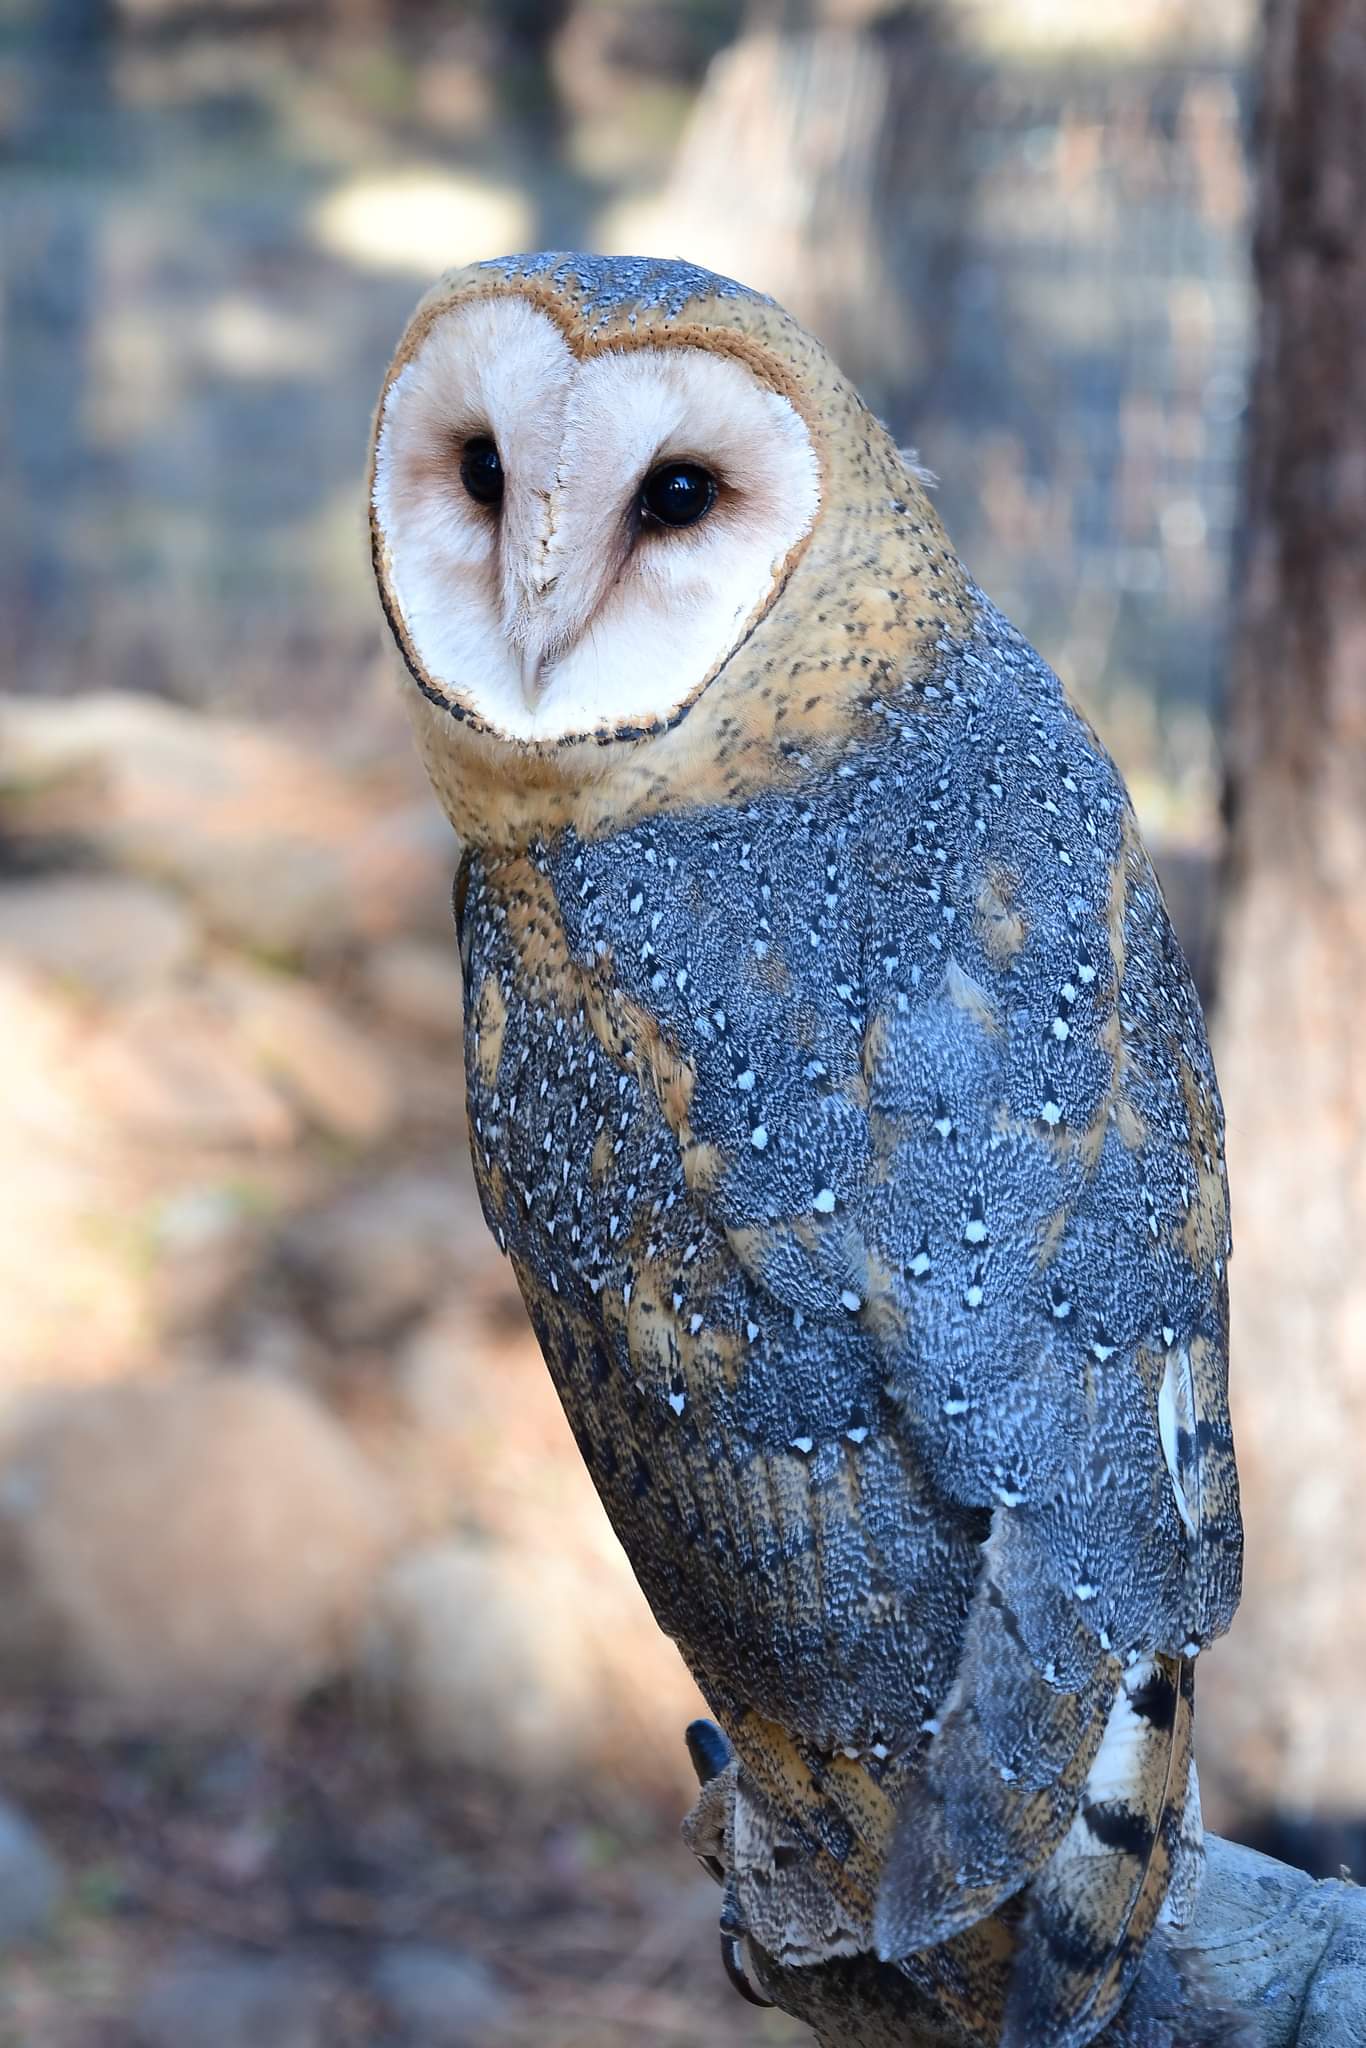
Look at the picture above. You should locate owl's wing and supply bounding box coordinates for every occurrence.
[865,828,1237,2012]
[668,812,1239,2046]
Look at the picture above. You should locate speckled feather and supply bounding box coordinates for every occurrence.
[371,254,1243,2047]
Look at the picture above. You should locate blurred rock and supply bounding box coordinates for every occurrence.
[363,937,462,1040]
[362,1539,598,1785]
[0,693,456,962]
[76,968,398,1151]
[0,873,196,999]
[274,1170,484,1348]
[150,1183,266,1335]
[0,1797,64,1950]
[133,1946,336,2048]
[391,1305,709,1801]
[398,1301,515,1465]
[211,965,398,1147]
[0,963,149,1393]
[78,990,297,1149]
[370,1943,509,2047]
[397,1298,576,1528]
[353,801,462,947]
[0,1376,398,1720]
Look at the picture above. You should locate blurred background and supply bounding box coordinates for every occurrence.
[2,0,1363,2042]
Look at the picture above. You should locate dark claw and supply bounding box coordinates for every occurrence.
[719,1881,774,2008]
[686,1717,735,1787]
[721,1930,775,2008]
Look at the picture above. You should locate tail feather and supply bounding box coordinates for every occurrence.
[1158,1752,1205,1933]
[1000,1653,1194,2048]
[875,1551,1113,1958]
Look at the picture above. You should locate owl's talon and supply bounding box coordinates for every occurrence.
[720,1928,775,2008]
[716,1876,774,2007]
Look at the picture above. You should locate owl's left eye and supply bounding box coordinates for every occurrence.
[460,435,504,507]
[640,461,717,529]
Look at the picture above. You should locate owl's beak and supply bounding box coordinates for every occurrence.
[505,550,569,708]
[518,645,546,704]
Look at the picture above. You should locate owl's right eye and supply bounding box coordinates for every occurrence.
[460,436,504,507]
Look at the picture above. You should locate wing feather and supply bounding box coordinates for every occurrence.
[999,1653,1193,2046]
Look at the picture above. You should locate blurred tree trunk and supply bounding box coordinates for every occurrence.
[1202,0,1366,1854]
[630,1,974,422]
[496,0,582,247]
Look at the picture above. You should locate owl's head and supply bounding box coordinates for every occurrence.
[369,255,968,845]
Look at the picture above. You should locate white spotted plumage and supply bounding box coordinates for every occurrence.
[370,252,1242,2048]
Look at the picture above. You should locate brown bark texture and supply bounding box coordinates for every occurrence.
[1200,0,1366,1829]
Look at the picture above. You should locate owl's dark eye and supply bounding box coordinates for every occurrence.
[640,461,717,529]
[460,435,504,507]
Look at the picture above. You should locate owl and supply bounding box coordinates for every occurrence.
[368,254,1242,2048]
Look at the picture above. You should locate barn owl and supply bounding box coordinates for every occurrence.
[369,253,1242,2047]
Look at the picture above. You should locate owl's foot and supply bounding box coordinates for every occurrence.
[682,1718,775,2011]
[683,1716,733,1885]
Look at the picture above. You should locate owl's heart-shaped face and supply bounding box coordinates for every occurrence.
[371,295,822,744]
